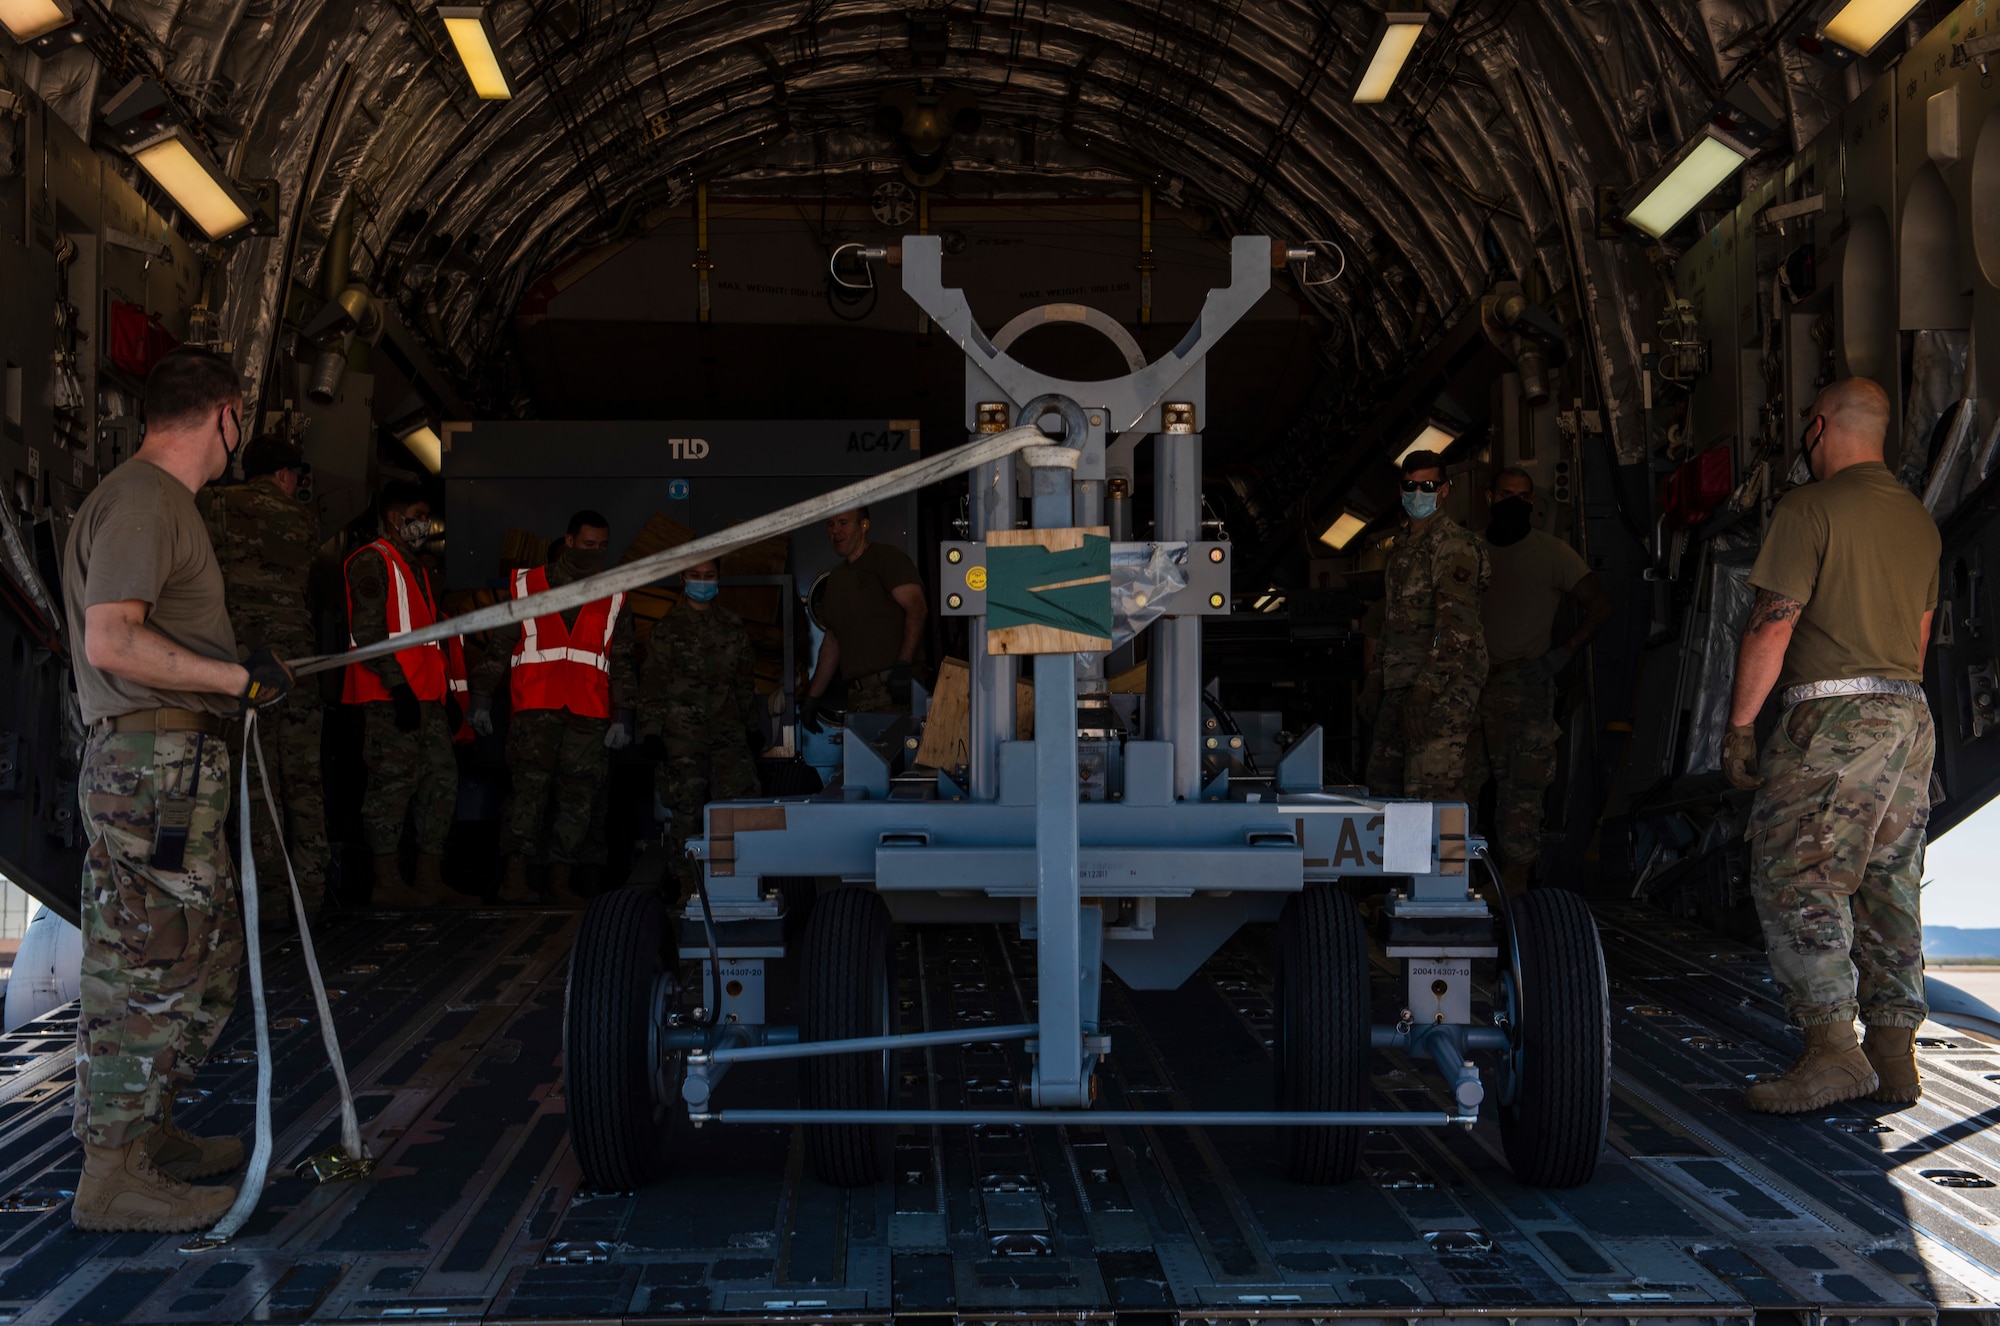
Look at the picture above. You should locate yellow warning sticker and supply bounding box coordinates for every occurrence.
[966,567,988,591]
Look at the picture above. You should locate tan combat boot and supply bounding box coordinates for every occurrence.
[496,855,535,904]
[411,853,449,906]
[1744,1021,1879,1114]
[371,855,403,907]
[1863,1025,1922,1104]
[546,863,584,906]
[147,1098,244,1181]
[72,1138,237,1232]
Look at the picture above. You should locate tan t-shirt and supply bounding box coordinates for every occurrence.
[61,458,240,723]
[822,542,921,681]
[1747,461,1940,688]
[1481,530,1591,664]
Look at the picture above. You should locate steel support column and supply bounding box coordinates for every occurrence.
[969,450,1017,800]
[1151,430,1204,799]
[1029,445,1085,1106]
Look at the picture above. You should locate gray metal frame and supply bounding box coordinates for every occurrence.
[671,236,1502,1134]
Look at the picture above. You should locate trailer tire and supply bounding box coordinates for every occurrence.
[564,886,677,1192]
[1275,886,1372,1184]
[799,887,898,1186]
[1498,888,1610,1189]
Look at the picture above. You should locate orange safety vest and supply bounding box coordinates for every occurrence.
[507,566,624,719]
[342,539,452,704]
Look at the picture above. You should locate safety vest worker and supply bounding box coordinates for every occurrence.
[468,509,638,906]
[342,481,462,907]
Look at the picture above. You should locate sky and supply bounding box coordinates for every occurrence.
[1926,796,2000,929]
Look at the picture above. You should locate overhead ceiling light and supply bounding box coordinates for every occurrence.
[1393,422,1458,467]
[128,129,255,240]
[1319,511,1370,551]
[1622,125,1756,239]
[1352,11,1428,104]
[438,5,513,100]
[396,422,443,474]
[0,0,72,42]
[1818,0,1924,55]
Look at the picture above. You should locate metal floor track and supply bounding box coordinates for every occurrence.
[2,900,1998,1324]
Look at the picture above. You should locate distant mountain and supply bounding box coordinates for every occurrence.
[1925,927,2000,959]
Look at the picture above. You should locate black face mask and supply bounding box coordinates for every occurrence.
[561,546,606,575]
[1486,494,1533,546]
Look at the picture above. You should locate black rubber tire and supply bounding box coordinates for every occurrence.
[798,887,897,1186]
[768,877,819,933]
[1274,886,1372,1184]
[1499,888,1611,1188]
[563,886,675,1191]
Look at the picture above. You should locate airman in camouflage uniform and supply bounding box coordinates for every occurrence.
[471,513,638,903]
[199,435,330,915]
[59,347,297,1231]
[1365,451,1490,802]
[639,560,762,898]
[1722,377,1942,1114]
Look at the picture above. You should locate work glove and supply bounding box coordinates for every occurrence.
[238,648,293,712]
[887,661,914,706]
[1402,680,1438,745]
[605,709,634,750]
[1722,723,1762,790]
[798,694,825,734]
[640,733,667,764]
[467,693,495,737]
[389,682,421,733]
[1519,645,1571,686]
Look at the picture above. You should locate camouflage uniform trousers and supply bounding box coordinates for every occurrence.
[359,700,457,858]
[501,708,609,865]
[73,730,244,1149]
[1747,694,1934,1030]
[1366,679,1481,801]
[844,669,904,716]
[657,730,760,897]
[233,688,329,908]
[1466,662,1561,871]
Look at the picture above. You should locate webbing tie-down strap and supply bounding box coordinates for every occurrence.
[284,420,1063,679]
[186,711,371,1250]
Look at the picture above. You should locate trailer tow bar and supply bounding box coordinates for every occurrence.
[690,1109,1478,1128]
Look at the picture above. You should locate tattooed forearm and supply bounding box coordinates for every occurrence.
[1747,589,1803,632]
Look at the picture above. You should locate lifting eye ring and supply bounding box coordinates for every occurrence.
[829,242,882,291]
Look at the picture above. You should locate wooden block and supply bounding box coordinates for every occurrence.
[620,512,696,565]
[985,527,1109,552]
[984,526,1113,656]
[1110,660,1148,694]
[498,527,549,575]
[914,658,972,769]
[916,659,1034,768]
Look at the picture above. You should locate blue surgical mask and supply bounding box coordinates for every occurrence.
[1402,491,1439,521]
[684,578,720,603]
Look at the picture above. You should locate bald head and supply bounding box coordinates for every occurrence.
[1804,377,1892,479]
[1815,378,1891,447]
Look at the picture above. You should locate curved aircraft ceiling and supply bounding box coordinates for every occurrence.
[9,0,1848,464]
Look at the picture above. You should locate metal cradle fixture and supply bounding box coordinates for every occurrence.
[563,236,1612,1194]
